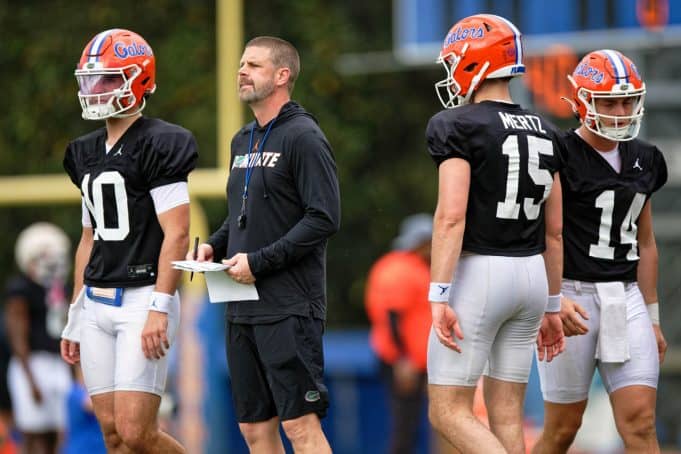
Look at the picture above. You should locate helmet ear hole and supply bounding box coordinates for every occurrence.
[464,63,478,72]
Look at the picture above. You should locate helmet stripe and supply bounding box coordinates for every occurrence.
[87,29,117,63]
[487,14,523,66]
[601,49,629,84]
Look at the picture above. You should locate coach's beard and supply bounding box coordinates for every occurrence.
[239,79,276,104]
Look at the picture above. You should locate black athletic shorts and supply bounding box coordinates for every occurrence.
[226,315,329,422]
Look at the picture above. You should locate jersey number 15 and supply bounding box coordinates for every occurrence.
[496,135,554,221]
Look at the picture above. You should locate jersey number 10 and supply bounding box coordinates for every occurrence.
[81,171,130,241]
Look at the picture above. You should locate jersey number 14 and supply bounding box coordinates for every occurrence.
[589,191,646,261]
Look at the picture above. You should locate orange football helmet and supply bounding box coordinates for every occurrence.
[567,49,645,141]
[75,29,156,120]
[435,14,525,108]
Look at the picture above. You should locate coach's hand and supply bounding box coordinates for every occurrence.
[223,253,256,284]
[431,302,463,353]
[60,339,81,365]
[186,243,214,262]
[536,312,566,362]
[560,296,589,336]
[142,311,170,360]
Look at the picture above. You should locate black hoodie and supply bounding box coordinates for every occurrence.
[208,101,341,323]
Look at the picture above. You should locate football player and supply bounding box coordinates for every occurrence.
[5,223,72,454]
[60,29,197,453]
[533,50,667,453]
[426,14,566,453]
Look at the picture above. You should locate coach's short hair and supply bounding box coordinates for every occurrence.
[246,36,300,94]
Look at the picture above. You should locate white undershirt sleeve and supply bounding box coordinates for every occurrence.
[81,198,92,227]
[150,182,190,214]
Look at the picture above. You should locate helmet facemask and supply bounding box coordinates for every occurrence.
[33,250,70,288]
[76,64,149,120]
[435,45,466,108]
[570,74,645,141]
[435,43,491,109]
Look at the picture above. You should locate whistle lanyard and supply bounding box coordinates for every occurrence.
[239,118,276,227]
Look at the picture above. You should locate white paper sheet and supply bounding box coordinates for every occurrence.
[203,271,259,303]
[171,260,231,272]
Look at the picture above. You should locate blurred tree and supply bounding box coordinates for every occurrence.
[0,0,441,326]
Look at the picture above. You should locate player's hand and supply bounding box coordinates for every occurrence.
[28,380,43,404]
[653,324,667,364]
[60,339,80,365]
[536,312,566,362]
[142,311,170,360]
[560,296,589,336]
[431,302,463,352]
[393,358,421,395]
[223,253,256,284]
[186,243,213,262]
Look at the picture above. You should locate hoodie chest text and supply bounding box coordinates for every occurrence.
[232,152,282,169]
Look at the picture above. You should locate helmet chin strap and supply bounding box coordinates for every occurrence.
[83,103,115,120]
[593,117,638,141]
[463,61,490,105]
[114,96,146,118]
[560,97,580,120]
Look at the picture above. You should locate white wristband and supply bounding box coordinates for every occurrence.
[429,282,451,303]
[61,288,85,342]
[546,293,562,313]
[647,302,660,325]
[149,291,174,313]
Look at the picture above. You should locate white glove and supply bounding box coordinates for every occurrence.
[61,288,85,342]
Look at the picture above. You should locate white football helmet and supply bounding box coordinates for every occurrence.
[15,223,71,287]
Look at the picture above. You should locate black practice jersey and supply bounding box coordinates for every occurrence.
[427,101,563,256]
[4,275,62,354]
[208,102,340,323]
[560,130,667,282]
[64,117,198,287]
